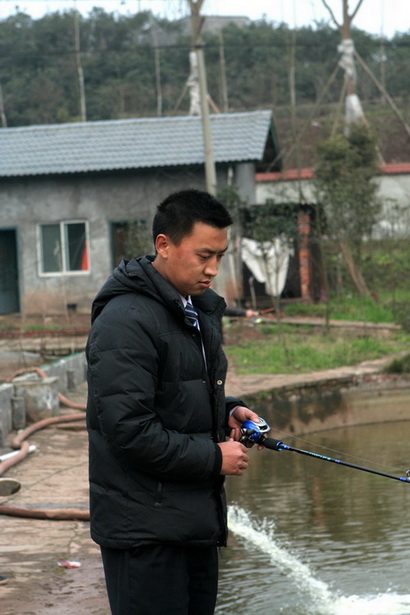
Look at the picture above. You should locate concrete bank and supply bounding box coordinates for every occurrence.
[226,353,410,436]
[1,315,407,446]
[1,340,410,448]
[0,349,86,447]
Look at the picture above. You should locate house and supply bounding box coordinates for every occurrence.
[256,163,410,239]
[255,163,410,304]
[0,110,280,315]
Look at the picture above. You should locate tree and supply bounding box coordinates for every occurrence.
[313,122,381,297]
[321,0,366,133]
[242,201,299,363]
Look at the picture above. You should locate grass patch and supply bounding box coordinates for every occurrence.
[283,295,402,323]
[24,324,61,331]
[225,325,410,375]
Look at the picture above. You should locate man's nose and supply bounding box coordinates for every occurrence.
[204,257,219,276]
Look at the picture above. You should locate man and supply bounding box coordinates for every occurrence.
[86,189,261,615]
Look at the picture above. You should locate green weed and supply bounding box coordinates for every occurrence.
[225,327,410,375]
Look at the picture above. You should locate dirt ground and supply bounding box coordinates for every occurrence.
[0,406,111,614]
[0,313,90,382]
[0,313,106,613]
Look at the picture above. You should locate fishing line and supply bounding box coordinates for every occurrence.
[240,418,410,483]
[268,425,407,476]
[260,402,408,475]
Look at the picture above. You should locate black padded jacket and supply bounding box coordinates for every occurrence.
[86,256,245,549]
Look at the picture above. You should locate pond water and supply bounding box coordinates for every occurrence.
[216,420,410,614]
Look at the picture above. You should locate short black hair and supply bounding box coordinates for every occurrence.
[152,189,233,245]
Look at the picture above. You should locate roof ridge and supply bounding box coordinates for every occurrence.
[1,109,272,134]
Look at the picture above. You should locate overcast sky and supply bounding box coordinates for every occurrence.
[0,0,407,38]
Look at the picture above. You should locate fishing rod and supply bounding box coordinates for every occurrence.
[240,418,410,484]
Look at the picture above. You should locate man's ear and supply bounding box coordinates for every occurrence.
[155,234,169,258]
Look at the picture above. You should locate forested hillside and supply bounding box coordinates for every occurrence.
[1,9,409,167]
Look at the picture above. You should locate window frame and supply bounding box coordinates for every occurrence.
[37,220,90,277]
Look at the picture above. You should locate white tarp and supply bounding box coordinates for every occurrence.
[187,51,200,116]
[337,39,357,83]
[241,237,292,297]
[337,39,365,127]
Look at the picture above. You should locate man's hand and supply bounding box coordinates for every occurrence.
[228,405,260,441]
[218,439,249,475]
[228,406,265,451]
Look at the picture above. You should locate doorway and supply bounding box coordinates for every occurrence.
[0,229,20,314]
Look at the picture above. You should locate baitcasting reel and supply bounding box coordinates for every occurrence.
[240,417,270,448]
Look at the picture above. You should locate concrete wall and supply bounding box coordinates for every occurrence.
[0,351,87,446]
[234,162,257,204]
[1,163,255,314]
[42,352,87,396]
[0,383,13,447]
[242,375,410,437]
[256,172,410,238]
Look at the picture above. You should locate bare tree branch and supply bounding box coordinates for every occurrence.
[350,0,366,22]
[188,0,206,41]
[321,0,341,28]
[322,0,366,32]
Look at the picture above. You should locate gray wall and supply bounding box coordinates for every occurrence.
[1,163,255,314]
[256,172,410,238]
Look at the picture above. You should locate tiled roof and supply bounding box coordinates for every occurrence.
[0,110,273,178]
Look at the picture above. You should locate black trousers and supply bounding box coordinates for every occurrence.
[100,544,219,615]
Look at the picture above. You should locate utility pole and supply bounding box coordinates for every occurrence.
[74,9,87,122]
[150,15,163,117]
[218,30,229,113]
[188,0,217,195]
[0,83,7,127]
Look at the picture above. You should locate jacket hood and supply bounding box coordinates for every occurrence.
[91,255,226,323]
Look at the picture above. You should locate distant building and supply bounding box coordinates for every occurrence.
[0,110,279,314]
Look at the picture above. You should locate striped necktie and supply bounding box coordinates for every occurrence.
[184,301,199,328]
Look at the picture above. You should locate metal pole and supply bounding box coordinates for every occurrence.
[196,43,217,195]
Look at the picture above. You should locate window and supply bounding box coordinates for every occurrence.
[39,221,89,275]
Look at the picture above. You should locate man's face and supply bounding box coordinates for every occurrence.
[153,221,228,297]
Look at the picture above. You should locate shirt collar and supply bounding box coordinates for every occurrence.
[180,294,193,308]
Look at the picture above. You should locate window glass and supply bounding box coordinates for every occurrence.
[66,223,87,271]
[39,221,89,274]
[41,224,62,273]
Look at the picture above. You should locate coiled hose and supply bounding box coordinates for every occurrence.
[0,366,89,521]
